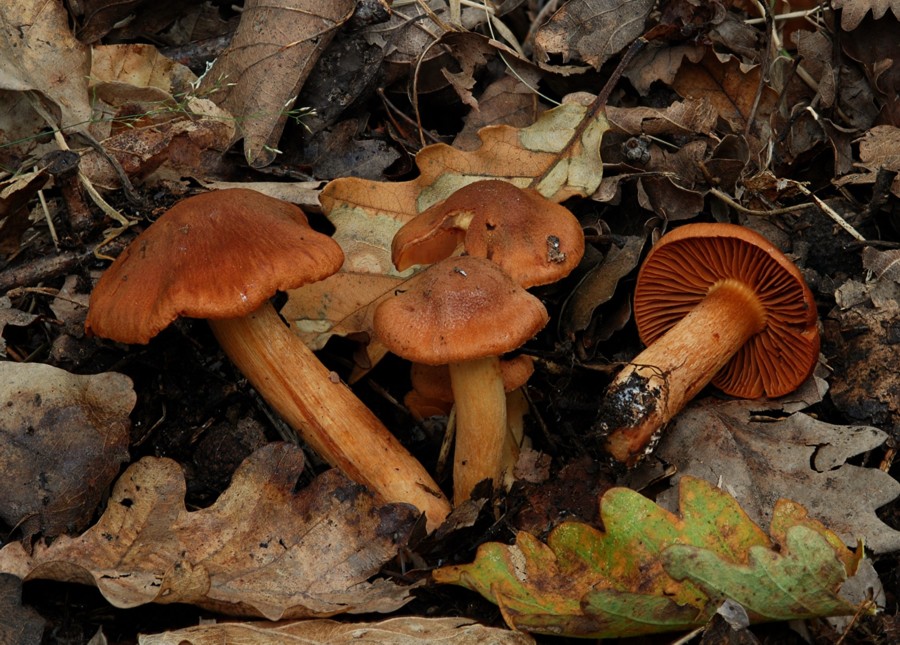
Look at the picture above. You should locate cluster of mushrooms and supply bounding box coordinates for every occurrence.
[85,185,820,530]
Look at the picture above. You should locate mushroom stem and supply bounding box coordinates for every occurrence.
[209,302,451,531]
[448,356,507,504]
[604,279,766,464]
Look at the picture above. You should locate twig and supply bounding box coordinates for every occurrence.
[790,181,866,241]
[709,187,812,216]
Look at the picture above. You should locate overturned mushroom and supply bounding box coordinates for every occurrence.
[85,188,450,530]
[601,223,820,465]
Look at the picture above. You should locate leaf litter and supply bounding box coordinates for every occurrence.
[1,0,900,641]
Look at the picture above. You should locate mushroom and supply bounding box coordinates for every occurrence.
[392,180,584,287]
[601,222,820,465]
[373,256,549,504]
[85,188,450,530]
[407,357,536,489]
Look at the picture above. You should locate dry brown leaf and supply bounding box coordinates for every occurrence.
[863,246,900,283]
[833,126,900,197]
[606,99,718,138]
[0,168,48,256]
[139,616,536,644]
[561,235,644,338]
[79,98,234,189]
[0,297,39,355]
[453,75,542,151]
[825,292,900,441]
[624,44,705,95]
[0,443,419,620]
[0,2,92,132]
[69,0,186,43]
[320,97,610,225]
[0,362,133,542]
[283,273,403,350]
[534,0,655,70]
[832,0,900,30]
[672,50,776,153]
[199,0,355,168]
[648,397,900,553]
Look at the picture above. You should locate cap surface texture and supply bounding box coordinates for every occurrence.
[86,189,344,344]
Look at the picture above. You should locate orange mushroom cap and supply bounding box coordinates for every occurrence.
[392,180,584,287]
[374,256,549,365]
[633,223,819,398]
[85,189,344,344]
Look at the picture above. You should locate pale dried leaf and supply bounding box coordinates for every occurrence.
[283,273,403,350]
[139,617,535,644]
[863,247,900,283]
[0,362,133,541]
[0,443,419,620]
[89,44,197,106]
[199,0,355,167]
[832,0,900,31]
[606,99,718,138]
[649,398,900,553]
[0,2,92,130]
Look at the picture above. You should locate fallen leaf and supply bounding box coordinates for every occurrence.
[0,297,39,355]
[0,2,92,131]
[320,96,611,225]
[0,362,133,542]
[672,50,776,156]
[0,443,418,620]
[140,616,536,644]
[89,44,198,107]
[0,168,48,256]
[453,74,542,152]
[534,0,655,70]
[832,0,900,31]
[282,273,403,350]
[199,0,356,167]
[560,235,644,338]
[648,397,900,554]
[434,476,863,638]
[834,126,900,198]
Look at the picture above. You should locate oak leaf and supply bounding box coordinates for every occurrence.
[434,477,864,639]
[0,443,419,620]
[650,397,900,553]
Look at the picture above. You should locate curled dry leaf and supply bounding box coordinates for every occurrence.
[0,362,133,543]
[649,397,900,553]
[140,616,536,645]
[199,0,356,168]
[0,443,419,620]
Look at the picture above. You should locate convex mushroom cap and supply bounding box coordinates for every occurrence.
[375,255,549,365]
[392,180,585,288]
[85,188,344,343]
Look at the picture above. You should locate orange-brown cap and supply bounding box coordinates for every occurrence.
[85,189,344,344]
[392,180,584,287]
[633,223,819,398]
[374,256,549,365]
